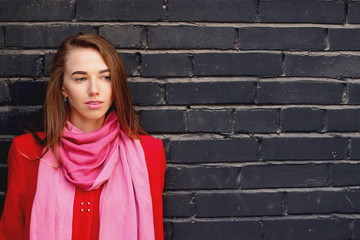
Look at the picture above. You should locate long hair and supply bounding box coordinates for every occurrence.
[43,33,144,150]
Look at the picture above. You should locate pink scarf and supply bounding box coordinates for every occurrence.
[30,112,155,240]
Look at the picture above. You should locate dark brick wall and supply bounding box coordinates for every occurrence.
[1,1,360,239]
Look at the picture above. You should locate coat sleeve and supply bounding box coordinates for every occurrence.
[0,137,26,240]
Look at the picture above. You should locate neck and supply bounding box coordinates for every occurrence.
[68,117,106,133]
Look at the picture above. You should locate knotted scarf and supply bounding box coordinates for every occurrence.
[30,112,154,240]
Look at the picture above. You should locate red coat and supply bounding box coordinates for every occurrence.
[0,133,166,240]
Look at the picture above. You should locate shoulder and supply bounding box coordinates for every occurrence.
[139,134,164,150]
[138,135,166,171]
[10,132,45,160]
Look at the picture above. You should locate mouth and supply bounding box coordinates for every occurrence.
[85,101,104,109]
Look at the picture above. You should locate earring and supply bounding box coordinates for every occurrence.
[63,97,68,102]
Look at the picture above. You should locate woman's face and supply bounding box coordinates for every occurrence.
[62,47,113,132]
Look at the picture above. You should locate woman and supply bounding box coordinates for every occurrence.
[0,33,166,240]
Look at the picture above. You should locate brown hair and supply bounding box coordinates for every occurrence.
[44,33,144,149]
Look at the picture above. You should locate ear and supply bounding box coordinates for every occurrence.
[61,87,67,98]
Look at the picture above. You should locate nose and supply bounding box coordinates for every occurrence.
[88,78,100,96]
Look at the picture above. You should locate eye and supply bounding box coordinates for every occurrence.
[75,77,86,81]
[101,75,111,80]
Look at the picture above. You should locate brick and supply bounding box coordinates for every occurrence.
[196,192,283,217]
[260,0,345,23]
[120,53,140,77]
[257,82,344,104]
[9,81,46,105]
[148,26,234,50]
[194,53,282,76]
[0,107,39,135]
[327,109,360,132]
[167,81,256,105]
[44,53,54,77]
[163,193,195,217]
[168,0,257,22]
[241,164,328,189]
[349,2,360,23]
[287,190,360,214]
[239,28,326,50]
[164,222,172,240]
[6,25,96,48]
[280,108,324,132]
[348,83,360,104]
[0,194,4,216]
[139,109,185,133]
[332,163,360,186]
[0,0,74,21]
[263,218,351,240]
[0,167,7,192]
[0,54,42,77]
[172,221,262,240]
[286,55,360,78]
[169,139,258,163]
[165,166,240,190]
[129,82,164,105]
[262,137,347,160]
[329,29,360,50]
[234,109,278,133]
[0,137,12,164]
[187,109,232,133]
[99,26,145,49]
[0,80,9,104]
[141,54,192,77]
[0,27,4,48]
[77,0,164,21]
[351,138,360,159]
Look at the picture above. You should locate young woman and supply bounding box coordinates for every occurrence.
[0,33,166,240]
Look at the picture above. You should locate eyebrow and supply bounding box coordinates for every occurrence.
[71,69,110,76]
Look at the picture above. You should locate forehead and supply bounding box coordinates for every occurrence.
[64,47,108,73]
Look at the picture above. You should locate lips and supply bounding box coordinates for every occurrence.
[85,100,104,109]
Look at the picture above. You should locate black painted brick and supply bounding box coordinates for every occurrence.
[169,139,258,163]
[327,109,360,132]
[0,194,4,216]
[172,221,262,240]
[329,29,360,50]
[259,0,345,23]
[148,26,234,50]
[166,81,256,105]
[348,83,360,104]
[163,193,195,217]
[187,109,232,133]
[0,107,38,135]
[141,54,192,77]
[0,54,42,77]
[241,164,328,189]
[0,27,4,48]
[99,25,145,49]
[287,190,360,214]
[0,138,11,164]
[164,222,172,240]
[120,53,140,77]
[354,219,360,240]
[194,53,282,76]
[0,167,7,192]
[165,166,240,190]
[0,0,75,21]
[263,218,351,240]
[351,138,360,159]
[257,82,344,104]
[168,0,257,22]
[44,53,54,77]
[280,108,324,132]
[196,192,283,217]
[349,1,360,23]
[234,109,278,133]
[9,81,46,105]
[6,25,96,48]
[0,80,9,104]
[129,82,164,106]
[286,55,360,78]
[332,163,360,186]
[139,109,185,133]
[262,137,346,160]
[77,0,164,21]
[239,27,326,50]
